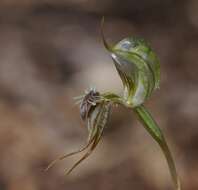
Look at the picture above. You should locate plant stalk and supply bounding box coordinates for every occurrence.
[133,105,181,190]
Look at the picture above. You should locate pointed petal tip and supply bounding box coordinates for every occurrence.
[100,16,113,52]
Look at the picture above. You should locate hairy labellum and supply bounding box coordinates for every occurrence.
[80,90,100,120]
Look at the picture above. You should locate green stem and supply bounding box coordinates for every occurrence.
[133,105,181,190]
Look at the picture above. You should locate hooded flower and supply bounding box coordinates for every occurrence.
[101,23,160,107]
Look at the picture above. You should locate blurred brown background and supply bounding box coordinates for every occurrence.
[0,0,197,190]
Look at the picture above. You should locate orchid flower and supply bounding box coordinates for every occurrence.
[45,18,181,190]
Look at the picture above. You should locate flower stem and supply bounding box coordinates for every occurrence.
[133,105,181,190]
